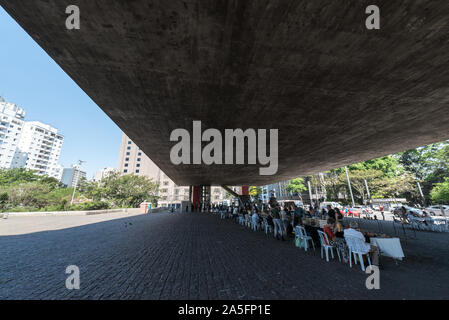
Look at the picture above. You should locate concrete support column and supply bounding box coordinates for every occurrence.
[192,186,201,211]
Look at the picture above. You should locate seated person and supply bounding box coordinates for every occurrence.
[344,221,380,266]
[305,208,313,218]
[323,218,336,244]
[334,219,344,238]
[334,208,344,221]
[327,205,336,220]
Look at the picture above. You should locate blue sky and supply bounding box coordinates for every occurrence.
[0,7,122,179]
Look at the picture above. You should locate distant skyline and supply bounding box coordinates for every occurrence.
[0,7,122,178]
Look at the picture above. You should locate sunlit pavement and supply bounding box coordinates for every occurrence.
[0,211,448,299]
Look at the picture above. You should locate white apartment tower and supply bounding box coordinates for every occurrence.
[16,121,64,179]
[0,97,26,169]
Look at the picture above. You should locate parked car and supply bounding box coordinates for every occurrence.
[320,201,343,210]
[344,207,361,217]
[425,205,449,216]
[393,205,423,217]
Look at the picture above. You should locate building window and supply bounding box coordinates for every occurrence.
[127,146,131,150]
[136,164,140,167]
[125,157,129,161]
[124,169,128,173]
[124,163,128,167]
[126,152,130,156]
[137,158,141,162]
[136,170,140,173]
[138,152,142,156]
[128,141,132,145]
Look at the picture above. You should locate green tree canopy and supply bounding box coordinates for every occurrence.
[430,178,449,204]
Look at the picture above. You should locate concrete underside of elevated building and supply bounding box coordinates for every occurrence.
[2,0,449,186]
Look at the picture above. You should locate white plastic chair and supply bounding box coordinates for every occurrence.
[244,214,251,228]
[345,235,372,271]
[295,226,315,252]
[317,230,340,262]
[263,218,273,235]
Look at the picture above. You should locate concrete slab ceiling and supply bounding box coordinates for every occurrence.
[1,0,449,185]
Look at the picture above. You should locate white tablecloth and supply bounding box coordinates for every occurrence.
[371,237,405,260]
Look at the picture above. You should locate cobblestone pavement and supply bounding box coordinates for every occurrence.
[1,212,448,300]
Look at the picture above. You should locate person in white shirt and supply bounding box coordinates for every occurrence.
[344,221,380,266]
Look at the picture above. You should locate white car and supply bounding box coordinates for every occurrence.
[393,205,424,217]
[425,205,449,216]
[320,202,343,210]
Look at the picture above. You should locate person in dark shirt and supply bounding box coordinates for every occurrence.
[327,205,336,220]
[334,207,343,221]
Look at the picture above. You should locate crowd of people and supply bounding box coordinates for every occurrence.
[201,201,380,266]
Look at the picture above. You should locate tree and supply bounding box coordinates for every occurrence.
[0,192,8,211]
[323,170,345,202]
[399,142,448,180]
[399,140,449,202]
[430,178,449,204]
[92,172,159,208]
[249,186,262,202]
[338,169,383,204]
[286,178,307,202]
[360,156,402,178]
[372,173,419,202]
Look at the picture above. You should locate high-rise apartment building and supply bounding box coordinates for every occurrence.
[0,97,26,169]
[118,133,229,207]
[0,98,65,179]
[16,121,64,179]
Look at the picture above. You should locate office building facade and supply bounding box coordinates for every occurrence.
[61,166,87,188]
[118,133,229,207]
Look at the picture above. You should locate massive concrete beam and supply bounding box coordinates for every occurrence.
[2,1,449,186]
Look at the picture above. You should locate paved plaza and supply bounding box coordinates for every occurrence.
[0,211,448,300]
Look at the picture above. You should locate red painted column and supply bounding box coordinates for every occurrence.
[192,186,201,209]
[241,186,249,196]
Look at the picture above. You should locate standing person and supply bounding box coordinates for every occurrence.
[271,205,285,241]
[334,207,343,221]
[307,207,315,218]
[295,204,304,226]
[380,205,385,220]
[280,206,289,235]
[251,210,260,231]
[327,205,336,220]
